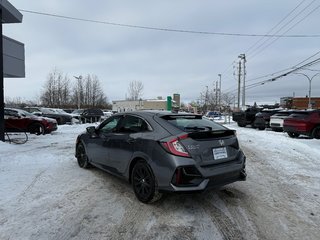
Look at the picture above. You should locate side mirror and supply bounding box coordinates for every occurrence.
[86,126,96,135]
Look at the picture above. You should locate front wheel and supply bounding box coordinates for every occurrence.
[76,143,91,168]
[287,132,300,138]
[312,126,320,139]
[132,160,162,203]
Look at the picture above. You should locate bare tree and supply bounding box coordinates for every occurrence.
[221,92,235,111]
[72,74,108,108]
[127,80,143,101]
[40,68,71,107]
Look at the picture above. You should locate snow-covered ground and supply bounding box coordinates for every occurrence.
[0,122,319,240]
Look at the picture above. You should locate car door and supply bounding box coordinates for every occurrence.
[107,115,147,174]
[87,115,123,172]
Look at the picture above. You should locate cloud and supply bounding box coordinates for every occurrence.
[4,0,320,105]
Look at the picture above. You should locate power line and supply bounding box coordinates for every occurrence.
[19,9,320,38]
[245,57,320,90]
[218,0,317,94]
[246,50,320,83]
[224,52,320,94]
[245,0,309,54]
[248,1,320,59]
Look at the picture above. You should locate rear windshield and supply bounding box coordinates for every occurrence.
[161,115,226,132]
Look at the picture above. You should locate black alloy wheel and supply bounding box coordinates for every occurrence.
[132,160,159,203]
[29,123,45,135]
[312,126,320,139]
[76,143,91,168]
[287,132,300,138]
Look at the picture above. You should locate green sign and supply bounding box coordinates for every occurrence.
[167,96,172,111]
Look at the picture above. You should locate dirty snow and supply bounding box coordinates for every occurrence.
[0,122,319,240]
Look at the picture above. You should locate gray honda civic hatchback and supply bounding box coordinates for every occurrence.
[75,111,246,203]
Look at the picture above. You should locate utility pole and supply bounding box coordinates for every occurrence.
[237,59,241,110]
[239,54,246,110]
[218,74,222,110]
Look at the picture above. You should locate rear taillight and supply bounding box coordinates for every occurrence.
[161,134,190,157]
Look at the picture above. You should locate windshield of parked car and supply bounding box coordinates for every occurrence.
[16,109,35,117]
[71,109,84,114]
[162,115,226,132]
[40,108,56,114]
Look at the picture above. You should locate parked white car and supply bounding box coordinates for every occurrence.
[101,111,113,121]
[270,110,300,131]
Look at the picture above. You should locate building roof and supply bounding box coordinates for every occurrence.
[1,0,23,23]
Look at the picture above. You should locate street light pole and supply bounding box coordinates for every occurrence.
[294,72,320,109]
[73,75,82,109]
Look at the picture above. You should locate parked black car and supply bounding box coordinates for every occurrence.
[71,108,104,123]
[253,109,280,130]
[75,111,246,203]
[24,107,73,125]
[232,107,262,127]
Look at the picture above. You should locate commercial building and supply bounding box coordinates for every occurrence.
[1,0,25,141]
[280,97,320,109]
[112,95,178,112]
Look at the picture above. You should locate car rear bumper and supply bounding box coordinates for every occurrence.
[156,151,246,193]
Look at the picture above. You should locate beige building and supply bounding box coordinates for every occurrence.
[112,97,176,112]
[143,99,168,110]
[112,100,142,112]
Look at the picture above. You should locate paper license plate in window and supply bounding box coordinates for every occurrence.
[212,147,228,160]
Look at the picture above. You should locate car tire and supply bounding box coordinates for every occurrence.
[132,160,162,203]
[311,126,320,139]
[76,143,91,168]
[258,126,265,130]
[29,123,45,135]
[237,121,246,127]
[287,132,300,138]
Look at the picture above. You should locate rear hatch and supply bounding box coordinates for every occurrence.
[159,114,240,166]
[180,130,240,166]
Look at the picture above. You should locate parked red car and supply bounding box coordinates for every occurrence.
[4,108,58,135]
[283,110,320,139]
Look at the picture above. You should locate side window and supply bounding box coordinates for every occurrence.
[100,116,122,133]
[119,115,150,133]
[4,109,20,119]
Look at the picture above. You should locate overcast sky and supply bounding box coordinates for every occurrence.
[4,0,320,105]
